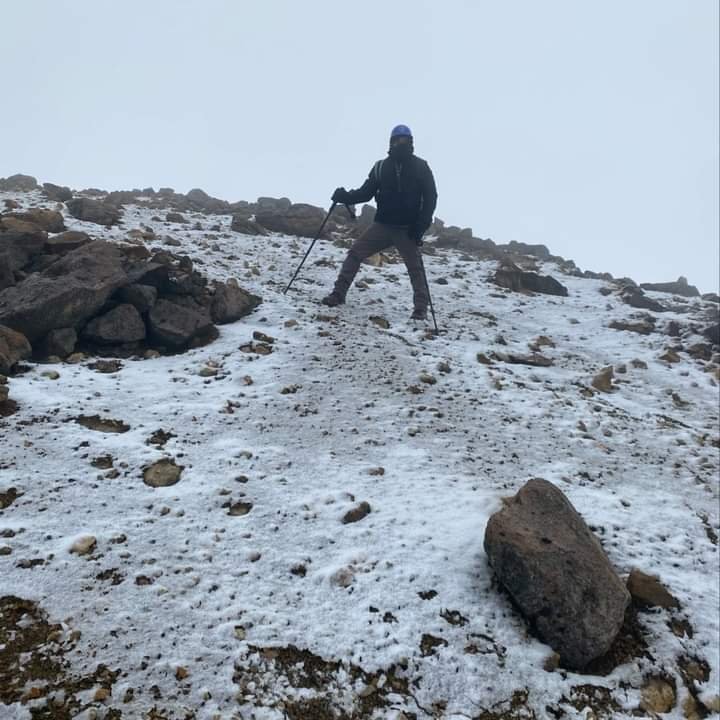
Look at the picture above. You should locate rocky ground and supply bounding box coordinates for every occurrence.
[0,182,718,719]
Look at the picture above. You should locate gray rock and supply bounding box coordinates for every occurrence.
[143,459,183,487]
[148,298,214,348]
[44,230,91,254]
[627,568,679,609]
[185,188,229,213]
[210,279,261,324]
[256,203,326,238]
[592,366,614,392]
[640,276,700,298]
[165,212,188,224]
[703,323,719,346]
[42,182,73,202]
[66,198,122,226]
[117,283,157,313]
[493,262,568,297]
[81,304,146,344]
[609,319,655,335]
[0,174,38,191]
[0,216,48,273]
[619,286,666,312]
[256,196,291,212]
[41,327,77,358]
[503,240,552,260]
[0,325,32,374]
[230,216,268,235]
[8,209,65,233]
[0,262,13,291]
[0,241,128,342]
[484,479,630,669]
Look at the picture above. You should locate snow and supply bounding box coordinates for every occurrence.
[0,190,718,718]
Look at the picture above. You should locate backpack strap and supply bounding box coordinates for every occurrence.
[373,159,385,185]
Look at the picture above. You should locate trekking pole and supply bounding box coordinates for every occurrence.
[418,250,439,335]
[283,203,356,295]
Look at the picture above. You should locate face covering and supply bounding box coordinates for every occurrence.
[389,141,413,161]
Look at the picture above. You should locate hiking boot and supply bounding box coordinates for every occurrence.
[410,307,427,321]
[321,292,345,307]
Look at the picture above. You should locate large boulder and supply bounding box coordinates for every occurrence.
[65,198,122,226]
[619,285,666,312]
[186,188,229,213]
[255,203,326,238]
[42,182,73,202]
[210,279,261,323]
[493,262,568,296]
[117,283,157,314]
[0,262,13,291]
[230,215,268,236]
[502,240,552,260]
[484,479,630,669]
[0,216,48,274]
[165,212,188,224]
[0,241,128,342]
[81,303,146,344]
[44,230,91,254]
[0,174,38,191]
[9,209,65,233]
[148,298,214,348]
[0,325,32,374]
[703,323,720,346]
[40,327,77,358]
[256,196,291,213]
[640,276,700,298]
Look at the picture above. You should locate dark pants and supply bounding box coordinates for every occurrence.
[333,223,428,310]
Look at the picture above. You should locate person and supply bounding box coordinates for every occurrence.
[322,124,438,320]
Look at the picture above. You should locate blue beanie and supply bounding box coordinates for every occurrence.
[390,124,413,139]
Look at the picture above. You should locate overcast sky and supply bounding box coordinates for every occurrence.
[2,0,718,292]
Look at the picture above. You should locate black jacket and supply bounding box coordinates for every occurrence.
[345,155,437,234]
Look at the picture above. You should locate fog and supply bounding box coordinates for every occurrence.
[2,0,718,291]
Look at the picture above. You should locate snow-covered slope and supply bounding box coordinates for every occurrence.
[1,190,718,719]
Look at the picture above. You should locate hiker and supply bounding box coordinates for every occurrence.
[322,124,438,320]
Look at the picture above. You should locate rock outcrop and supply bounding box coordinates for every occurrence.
[640,276,700,298]
[255,203,326,238]
[0,241,128,342]
[66,198,122,226]
[619,285,667,312]
[0,174,39,191]
[493,261,569,297]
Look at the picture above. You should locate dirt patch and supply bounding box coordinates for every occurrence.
[233,643,414,719]
[147,428,176,447]
[561,684,621,719]
[473,689,538,719]
[75,415,130,433]
[0,595,121,718]
[419,633,448,657]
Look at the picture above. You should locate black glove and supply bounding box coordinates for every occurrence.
[408,224,424,246]
[332,187,349,203]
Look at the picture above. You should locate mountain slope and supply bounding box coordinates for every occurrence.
[1,189,718,719]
